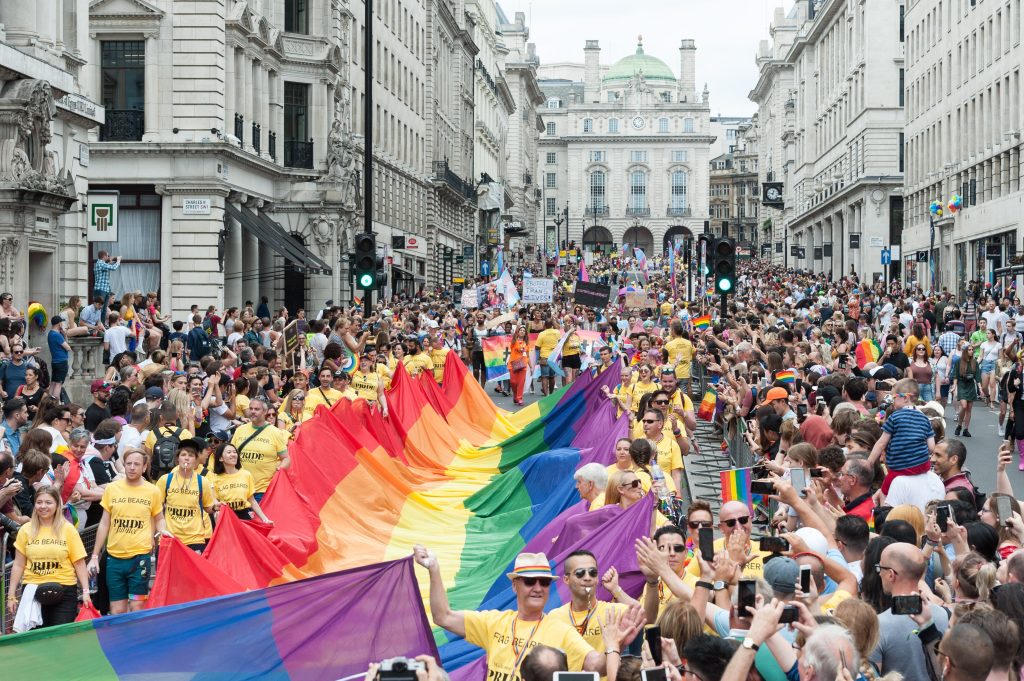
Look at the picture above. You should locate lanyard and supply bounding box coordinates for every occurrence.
[568,602,597,636]
[511,614,544,669]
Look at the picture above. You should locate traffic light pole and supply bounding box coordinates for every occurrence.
[362,0,374,318]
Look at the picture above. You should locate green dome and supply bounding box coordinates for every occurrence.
[603,38,677,84]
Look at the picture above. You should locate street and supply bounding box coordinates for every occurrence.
[941,399,1024,495]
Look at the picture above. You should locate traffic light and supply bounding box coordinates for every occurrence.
[713,237,736,295]
[376,254,388,291]
[354,233,377,290]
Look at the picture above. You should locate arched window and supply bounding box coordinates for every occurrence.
[630,171,647,212]
[659,117,669,133]
[583,118,593,133]
[683,118,694,132]
[589,171,606,213]
[671,170,688,210]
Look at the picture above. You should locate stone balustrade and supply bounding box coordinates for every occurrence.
[66,335,104,405]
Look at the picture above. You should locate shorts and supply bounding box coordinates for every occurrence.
[471,350,485,373]
[940,382,951,399]
[981,359,996,374]
[106,553,152,601]
[50,361,68,383]
[562,354,581,370]
[539,360,555,377]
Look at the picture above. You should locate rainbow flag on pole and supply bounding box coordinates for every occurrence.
[696,385,717,421]
[720,467,754,512]
[855,338,883,369]
[692,314,711,331]
[774,370,796,384]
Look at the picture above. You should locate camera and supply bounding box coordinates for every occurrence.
[378,657,424,681]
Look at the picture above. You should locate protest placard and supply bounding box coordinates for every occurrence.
[522,277,554,304]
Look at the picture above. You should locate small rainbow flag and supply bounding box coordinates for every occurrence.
[720,468,754,512]
[775,370,796,384]
[693,314,711,331]
[855,338,882,369]
[27,301,47,330]
[697,385,717,421]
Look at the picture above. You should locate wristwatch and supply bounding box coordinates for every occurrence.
[742,637,760,651]
[712,580,727,591]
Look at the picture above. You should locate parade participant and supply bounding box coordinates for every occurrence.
[535,318,561,396]
[640,409,684,497]
[87,448,169,614]
[208,443,272,523]
[403,336,433,378]
[561,321,581,386]
[156,438,218,553]
[573,463,608,509]
[429,333,450,384]
[548,550,639,653]
[350,353,389,417]
[413,547,618,677]
[664,321,695,393]
[713,500,770,579]
[303,366,344,420]
[230,397,290,501]
[508,325,531,406]
[330,370,358,399]
[6,486,91,628]
[277,389,306,432]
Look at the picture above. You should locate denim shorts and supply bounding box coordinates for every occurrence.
[981,359,996,374]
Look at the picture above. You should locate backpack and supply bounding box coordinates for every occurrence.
[33,358,50,389]
[189,327,212,360]
[151,427,184,480]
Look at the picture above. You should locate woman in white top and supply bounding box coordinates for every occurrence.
[979,329,1001,406]
[931,345,951,406]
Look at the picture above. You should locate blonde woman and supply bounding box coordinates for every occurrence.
[167,386,197,434]
[277,388,307,433]
[6,486,91,629]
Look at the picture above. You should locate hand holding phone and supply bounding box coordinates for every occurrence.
[644,625,663,666]
[698,527,715,562]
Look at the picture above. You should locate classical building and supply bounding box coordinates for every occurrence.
[750,0,905,281]
[536,37,714,260]
[708,123,759,250]
[902,0,1023,293]
[0,1,103,317]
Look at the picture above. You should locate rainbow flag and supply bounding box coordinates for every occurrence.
[775,370,796,384]
[720,467,754,512]
[482,333,539,382]
[693,314,711,331]
[93,357,640,677]
[697,385,717,421]
[855,338,883,369]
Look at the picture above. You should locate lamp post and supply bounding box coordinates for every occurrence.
[553,204,568,267]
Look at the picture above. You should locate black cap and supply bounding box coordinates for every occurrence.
[178,437,208,453]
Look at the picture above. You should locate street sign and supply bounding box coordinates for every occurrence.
[881,248,892,265]
[463,245,474,257]
[481,260,491,277]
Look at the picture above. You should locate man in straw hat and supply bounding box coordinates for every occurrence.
[413,546,643,680]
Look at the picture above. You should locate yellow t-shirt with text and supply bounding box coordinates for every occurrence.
[652,435,684,474]
[351,370,381,402]
[548,600,627,653]
[231,423,289,493]
[713,536,771,579]
[430,347,450,383]
[156,471,215,546]
[403,352,433,377]
[208,469,256,511]
[100,479,162,558]
[463,610,594,680]
[14,522,86,586]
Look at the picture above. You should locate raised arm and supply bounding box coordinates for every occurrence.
[413,545,465,638]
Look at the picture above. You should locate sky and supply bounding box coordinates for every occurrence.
[503,0,797,117]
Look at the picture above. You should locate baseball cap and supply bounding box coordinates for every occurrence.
[145,386,164,400]
[763,556,799,595]
[90,379,111,393]
[177,437,208,453]
[760,387,790,405]
[333,369,350,379]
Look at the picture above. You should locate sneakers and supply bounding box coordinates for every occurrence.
[954,425,962,436]
[962,429,972,437]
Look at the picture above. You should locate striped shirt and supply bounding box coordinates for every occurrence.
[882,408,934,471]
[93,258,119,292]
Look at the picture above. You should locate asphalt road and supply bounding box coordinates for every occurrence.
[944,399,1024,495]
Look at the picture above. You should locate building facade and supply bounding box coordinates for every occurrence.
[708,123,759,250]
[902,0,1023,294]
[536,38,714,261]
[751,0,905,282]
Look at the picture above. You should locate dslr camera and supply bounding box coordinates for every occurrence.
[377,657,425,681]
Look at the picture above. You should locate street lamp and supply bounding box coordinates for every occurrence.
[553,204,568,255]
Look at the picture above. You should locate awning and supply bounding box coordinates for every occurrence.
[224,203,332,275]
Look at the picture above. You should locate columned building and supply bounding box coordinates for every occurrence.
[751,0,905,281]
[536,38,714,261]
[903,0,1023,294]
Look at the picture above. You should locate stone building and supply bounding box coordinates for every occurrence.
[536,37,714,260]
[902,0,1023,293]
[708,121,759,250]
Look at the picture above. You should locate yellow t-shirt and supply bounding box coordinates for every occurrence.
[100,479,162,559]
[660,301,674,316]
[429,347,450,383]
[628,379,659,411]
[144,425,187,454]
[303,386,343,419]
[156,471,215,546]
[208,469,256,511]
[403,352,433,377]
[563,334,581,357]
[463,610,594,679]
[235,394,251,420]
[713,536,771,579]
[548,600,627,653]
[651,435,684,474]
[351,370,381,402]
[14,522,86,586]
[604,464,653,493]
[535,329,561,359]
[664,337,695,379]
[231,423,289,494]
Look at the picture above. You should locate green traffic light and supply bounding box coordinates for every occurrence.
[358,273,375,288]
[717,278,733,292]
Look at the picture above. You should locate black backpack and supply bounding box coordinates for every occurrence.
[189,327,212,360]
[151,427,184,480]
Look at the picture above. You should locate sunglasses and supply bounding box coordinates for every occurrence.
[659,544,687,553]
[518,577,552,587]
[620,479,642,489]
[722,516,750,527]
[641,418,658,424]
[652,399,669,405]
[688,520,713,530]
[572,567,599,578]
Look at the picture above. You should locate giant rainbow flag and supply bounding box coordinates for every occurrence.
[5,355,650,677]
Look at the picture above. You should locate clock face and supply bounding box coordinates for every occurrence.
[631,116,645,130]
[766,187,781,200]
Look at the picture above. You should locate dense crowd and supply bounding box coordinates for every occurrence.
[2,248,1024,681]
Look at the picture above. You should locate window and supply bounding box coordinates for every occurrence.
[658,117,669,133]
[607,91,617,102]
[546,97,561,109]
[91,188,161,297]
[683,118,694,132]
[672,150,688,162]
[583,118,593,133]
[100,41,145,141]
[899,4,905,42]
[546,152,556,164]
[629,150,648,162]
[899,132,905,173]
[62,0,77,52]
[726,129,737,139]
[630,171,647,212]
[608,118,619,133]
[546,172,557,188]
[671,170,688,209]
[899,68,905,106]
[546,122,556,136]
[590,171,606,211]
[284,82,312,168]
[285,0,309,33]
[546,198,557,215]
[589,150,606,162]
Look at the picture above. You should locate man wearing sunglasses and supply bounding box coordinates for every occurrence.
[413,546,620,678]
[549,550,639,654]
[712,500,769,579]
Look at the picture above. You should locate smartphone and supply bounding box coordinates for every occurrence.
[759,536,790,553]
[734,368,741,379]
[779,604,799,624]
[750,480,776,496]
[698,527,715,562]
[553,674,600,681]
[936,504,950,532]
[640,670,667,681]
[644,625,663,666]
[995,496,1014,527]
[800,564,812,593]
[738,579,757,614]
[789,468,808,497]
[891,594,923,615]
[796,403,808,419]
[809,467,824,478]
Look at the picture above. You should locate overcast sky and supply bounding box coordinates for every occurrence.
[503,0,796,117]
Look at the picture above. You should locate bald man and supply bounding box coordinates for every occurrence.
[712,500,771,578]
[869,543,950,679]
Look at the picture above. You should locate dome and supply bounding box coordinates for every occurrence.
[602,37,677,85]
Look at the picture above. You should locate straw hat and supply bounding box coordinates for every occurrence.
[505,552,553,580]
